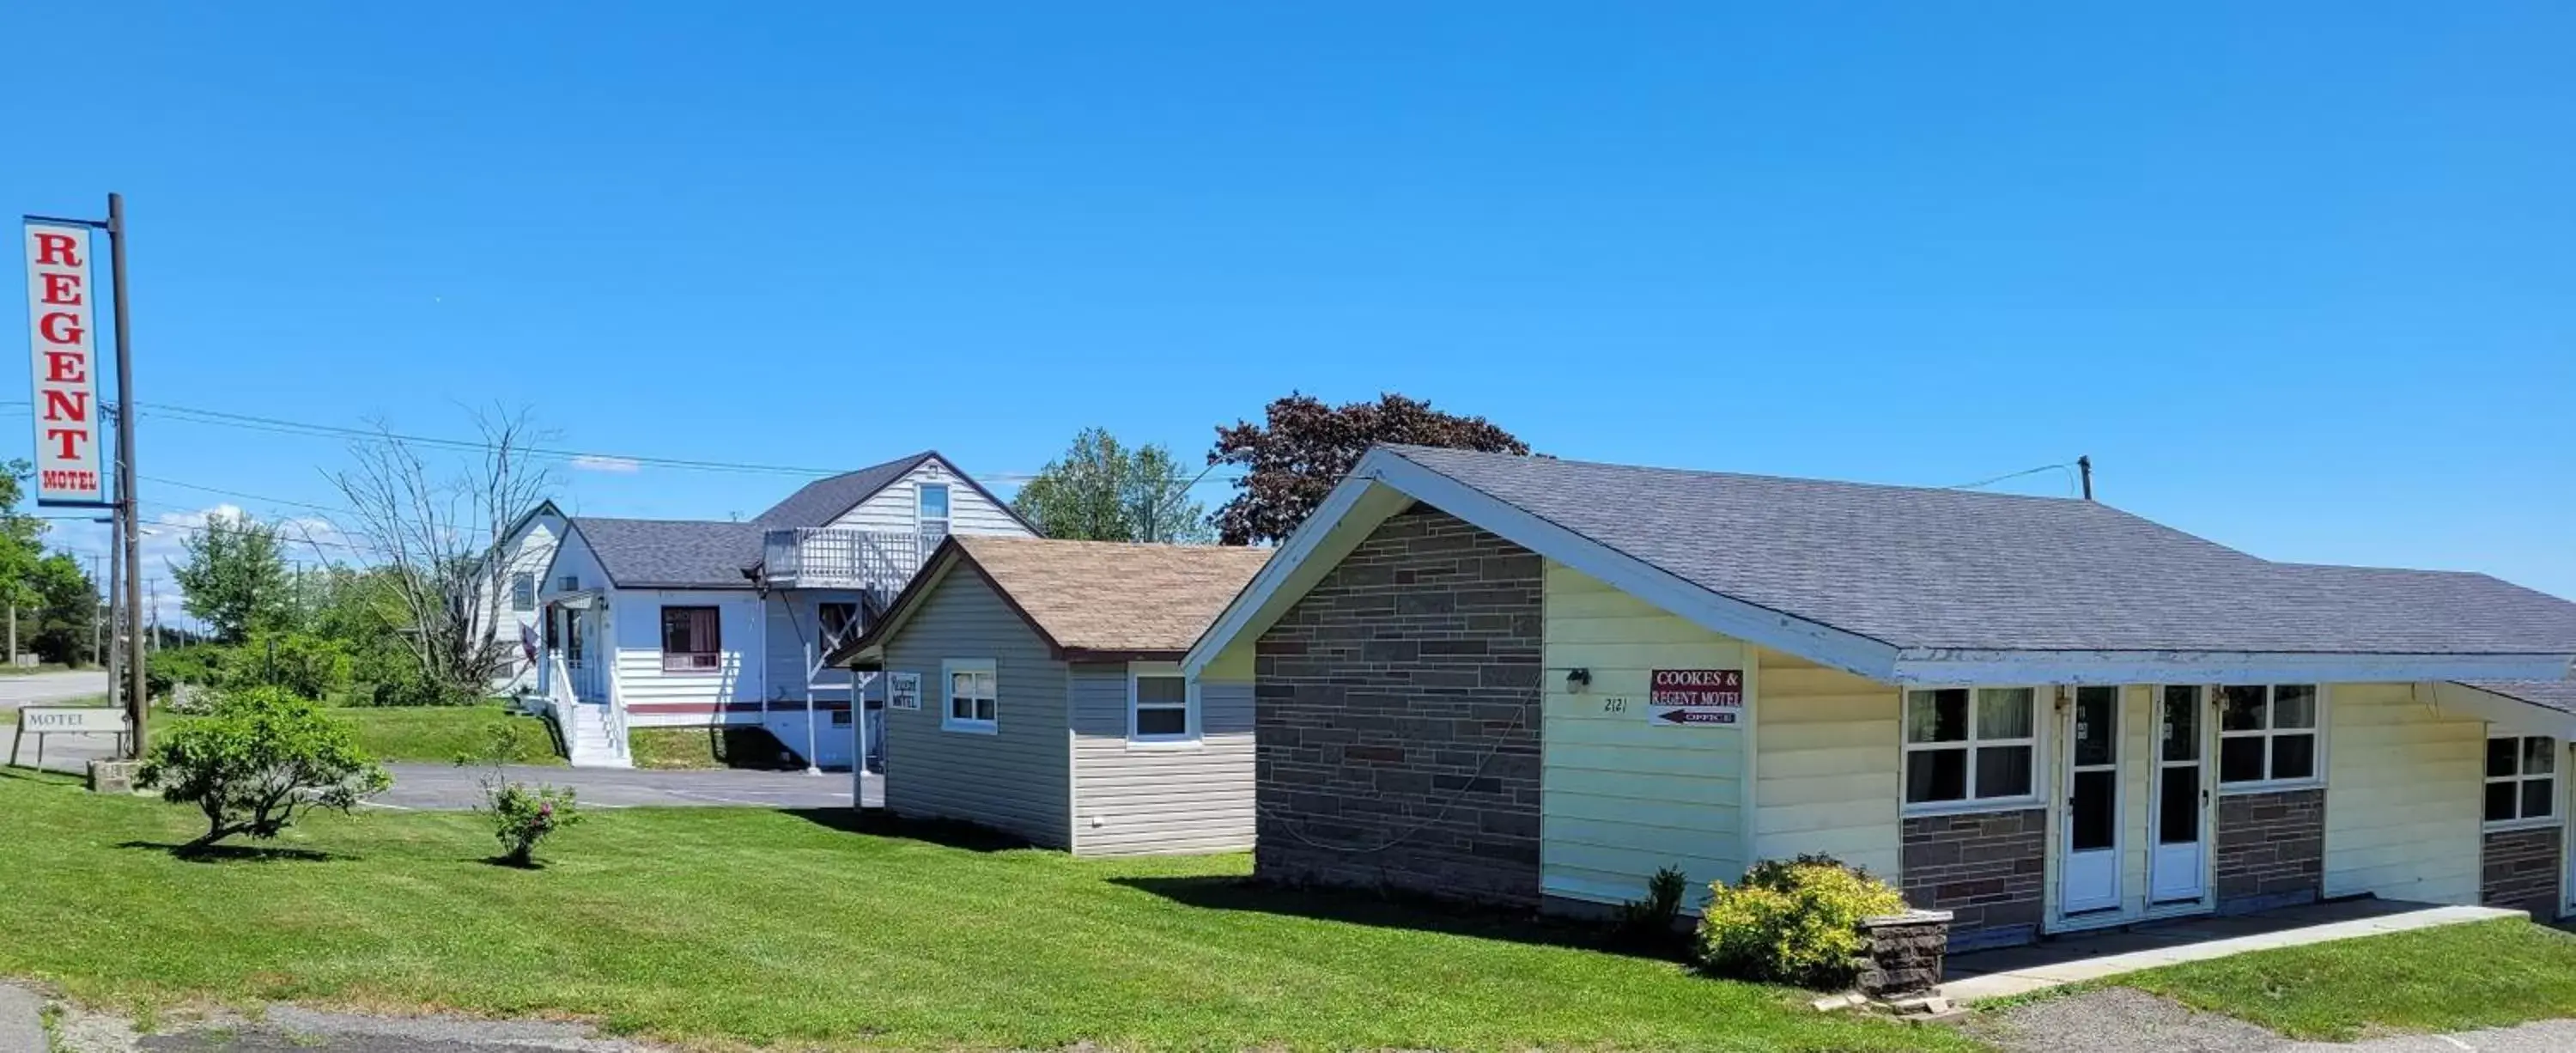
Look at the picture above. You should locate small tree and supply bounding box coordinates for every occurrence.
[1207,393,1528,545]
[1012,428,1213,543]
[171,511,295,644]
[461,725,581,867]
[137,685,392,849]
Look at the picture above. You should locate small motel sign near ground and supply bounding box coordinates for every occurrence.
[1648,668,1744,726]
[10,705,129,767]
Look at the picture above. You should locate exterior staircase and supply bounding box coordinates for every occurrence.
[563,703,631,768]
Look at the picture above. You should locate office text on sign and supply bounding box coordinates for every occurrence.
[1648,668,1744,726]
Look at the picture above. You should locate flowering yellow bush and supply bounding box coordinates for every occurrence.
[1696,855,1905,989]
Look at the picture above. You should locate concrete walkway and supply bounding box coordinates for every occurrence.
[1941,901,2526,1002]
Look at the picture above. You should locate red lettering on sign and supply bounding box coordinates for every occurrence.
[41,391,88,423]
[44,351,86,383]
[44,429,88,461]
[39,272,81,306]
[37,312,82,345]
[32,233,81,267]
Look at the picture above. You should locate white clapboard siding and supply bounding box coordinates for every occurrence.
[1753,648,1902,880]
[824,457,1031,538]
[879,569,1071,848]
[1069,667,1255,856]
[1540,562,1747,908]
[2324,682,2484,904]
[610,588,767,727]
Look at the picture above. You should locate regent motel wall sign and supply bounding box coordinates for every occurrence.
[1649,668,1744,726]
[21,221,107,507]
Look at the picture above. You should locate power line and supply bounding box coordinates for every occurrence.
[1946,461,2080,496]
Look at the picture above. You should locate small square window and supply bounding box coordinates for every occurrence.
[2486,734,2557,827]
[2217,685,2323,788]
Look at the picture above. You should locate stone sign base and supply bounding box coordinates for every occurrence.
[87,759,141,794]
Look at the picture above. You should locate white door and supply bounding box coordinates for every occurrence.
[2148,685,2212,904]
[2060,685,2123,914]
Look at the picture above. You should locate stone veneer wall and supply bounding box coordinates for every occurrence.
[1899,809,2045,951]
[2214,788,2325,914]
[1252,505,1546,907]
[2482,825,2562,919]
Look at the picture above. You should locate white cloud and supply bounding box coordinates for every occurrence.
[569,454,641,474]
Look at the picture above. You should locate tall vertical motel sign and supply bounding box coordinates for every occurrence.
[21,218,108,507]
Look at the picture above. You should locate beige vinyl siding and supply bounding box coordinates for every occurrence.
[1067,664,1255,856]
[2324,682,2484,904]
[880,568,1071,848]
[1540,563,1747,908]
[825,459,1030,538]
[1752,648,1902,880]
[611,588,767,727]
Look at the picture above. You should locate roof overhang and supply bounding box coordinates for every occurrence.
[1184,447,1903,680]
[2423,680,2576,740]
[1182,446,2576,689]
[1890,650,2576,687]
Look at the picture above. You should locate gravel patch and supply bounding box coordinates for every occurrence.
[1968,987,2290,1053]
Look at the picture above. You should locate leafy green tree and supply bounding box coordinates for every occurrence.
[0,462,57,652]
[171,512,295,644]
[1012,428,1214,543]
[137,685,392,849]
[1207,393,1528,545]
[27,551,98,666]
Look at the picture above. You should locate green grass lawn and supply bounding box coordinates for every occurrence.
[157,703,563,767]
[0,771,1967,1052]
[626,724,798,770]
[2113,917,2576,1040]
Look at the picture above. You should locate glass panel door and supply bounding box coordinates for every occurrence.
[2149,685,2209,904]
[2061,686,2123,914]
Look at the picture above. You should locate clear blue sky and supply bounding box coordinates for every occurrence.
[8,2,2571,622]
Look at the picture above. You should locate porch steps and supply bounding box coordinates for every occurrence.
[562,703,632,769]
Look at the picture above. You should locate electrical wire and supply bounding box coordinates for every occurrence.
[1945,461,2079,496]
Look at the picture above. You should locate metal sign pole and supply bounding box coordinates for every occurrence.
[106,193,143,758]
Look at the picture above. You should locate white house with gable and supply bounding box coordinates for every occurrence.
[527,451,1037,768]
[477,501,568,696]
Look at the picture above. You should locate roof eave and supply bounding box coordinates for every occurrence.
[1890,648,2576,687]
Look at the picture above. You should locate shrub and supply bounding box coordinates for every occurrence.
[149,644,241,699]
[1696,854,1905,989]
[241,631,355,703]
[137,685,392,849]
[484,782,581,867]
[1612,865,1691,949]
[362,668,479,708]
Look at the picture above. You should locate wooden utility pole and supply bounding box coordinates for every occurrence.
[107,193,144,757]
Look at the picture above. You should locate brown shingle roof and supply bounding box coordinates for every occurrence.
[844,536,1272,662]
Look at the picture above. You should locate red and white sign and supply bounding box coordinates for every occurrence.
[1648,668,1744,726]
[22,222,106,506]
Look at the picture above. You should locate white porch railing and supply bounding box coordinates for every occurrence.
[762,528,930,591]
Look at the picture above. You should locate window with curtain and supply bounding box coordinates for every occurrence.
[2217,685,2319,786]
[1902,687,2038,808]
[659,606,722,672]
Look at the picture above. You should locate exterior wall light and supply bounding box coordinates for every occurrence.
[1565,668,1592,693]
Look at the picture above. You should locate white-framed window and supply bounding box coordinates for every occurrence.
[2217,685,2321,788]
[2486,734,2557,828]
[510,572,537,612]
[1902,687,2038,811]
[888,672,923,711]
[1128,661,1194,744]
[918,483,951,546]
[941,659,996,733]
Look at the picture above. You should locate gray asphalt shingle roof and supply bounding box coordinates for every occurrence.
[569,517,765,589]
[752,452,939,529]
[2465,680,2576,715]
[1388,445,2576,656]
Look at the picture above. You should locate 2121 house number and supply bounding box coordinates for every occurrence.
[1601,697,1629,713]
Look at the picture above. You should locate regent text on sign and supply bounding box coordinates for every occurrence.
[21,222,106,506]
[1648,668,1744,725]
